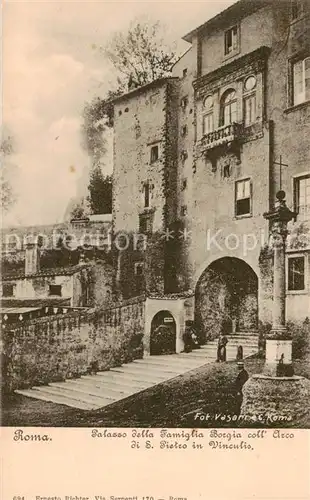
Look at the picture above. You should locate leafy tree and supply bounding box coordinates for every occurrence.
[103,20,178,87]
[70,203,86,219]
[87,167,112,214]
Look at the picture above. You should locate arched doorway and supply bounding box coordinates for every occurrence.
[150,310,176,355]
[195,257,258,344]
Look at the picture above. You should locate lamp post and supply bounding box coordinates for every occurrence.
[262,190,296,376]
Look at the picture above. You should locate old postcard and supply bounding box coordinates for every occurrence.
[1,0,310,498]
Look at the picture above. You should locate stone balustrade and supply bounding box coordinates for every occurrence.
[201,122,243,151]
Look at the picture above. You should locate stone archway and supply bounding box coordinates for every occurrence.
[195,257,258,343]
[150,310,176,355]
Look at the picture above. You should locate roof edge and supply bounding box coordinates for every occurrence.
[112,77,179,104]
[182,0,270,43]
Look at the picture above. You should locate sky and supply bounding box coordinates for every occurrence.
[3,0,234,227]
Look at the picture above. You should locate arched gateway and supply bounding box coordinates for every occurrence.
[150,310,176,355]
[195,257,258,343]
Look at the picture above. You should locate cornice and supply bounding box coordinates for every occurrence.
[193,46,271,97]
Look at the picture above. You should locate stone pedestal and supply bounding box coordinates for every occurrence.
[264,339,293,376]
[240,374,310,426]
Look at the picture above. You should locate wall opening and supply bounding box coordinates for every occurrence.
[195,257,258,343]
[150,310,176,355]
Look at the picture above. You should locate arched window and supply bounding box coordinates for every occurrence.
[220,89,237,126]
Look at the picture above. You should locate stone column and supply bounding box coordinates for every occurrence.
[263,191,295,376]
[240,191,310,426]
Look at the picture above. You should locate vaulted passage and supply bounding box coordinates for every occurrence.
[195,257,258,343]
[150,310,176,355]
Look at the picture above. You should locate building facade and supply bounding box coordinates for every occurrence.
[112,0,310,353]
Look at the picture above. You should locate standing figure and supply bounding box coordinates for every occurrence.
[276,353,285,377]
[216,333,228,362]
[235,361,249,411]
[236,345,243,361]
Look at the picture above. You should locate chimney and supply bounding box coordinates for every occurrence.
[25,242,40,275]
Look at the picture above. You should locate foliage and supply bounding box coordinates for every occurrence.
[70,203,86,219]
[87,167,112,214]
[289,318,310,360]
[104,20,177,88]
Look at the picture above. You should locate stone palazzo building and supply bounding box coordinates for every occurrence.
[112,0,310,354]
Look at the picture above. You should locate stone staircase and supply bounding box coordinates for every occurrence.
[15,333,258,411]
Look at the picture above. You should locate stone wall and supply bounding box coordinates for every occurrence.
[1,296,145,392]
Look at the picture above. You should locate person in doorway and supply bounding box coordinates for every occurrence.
[216,333,228,362]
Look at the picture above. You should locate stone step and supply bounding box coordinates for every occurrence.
[15,342,259,410]
[82,373,151,389]
[94,369,169,385]
[49,380,135,399]
[178,350,256,361]
[47,382,135,404]
[205,339,258,349]
[226,334,258,338]
[177,351,216,359]
[32,385,116,406]
[132,356,205,366]
[202,343,258,349]
[109,364,185,377]
[132,358,204,370]
[15,389,96,410]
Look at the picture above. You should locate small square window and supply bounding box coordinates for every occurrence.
[223,164,231,178]
[181,96,188,109]
[150,145,159,163]
[2,283,15,297]
[224,26,239,55]
[134,262,145,293]
[181,125,188,137]
[181,150,188,161]
[49,285,62,296]
[181,205,187,216]
[235,179,252,216]
[139,213,153,234]
[143,182,150,208]
[134,262,144,276]
[288,256,305,290]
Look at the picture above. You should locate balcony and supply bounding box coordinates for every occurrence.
[202,122,243,150]
[196,122,243,169]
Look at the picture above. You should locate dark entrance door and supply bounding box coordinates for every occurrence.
[150,310,176,355]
